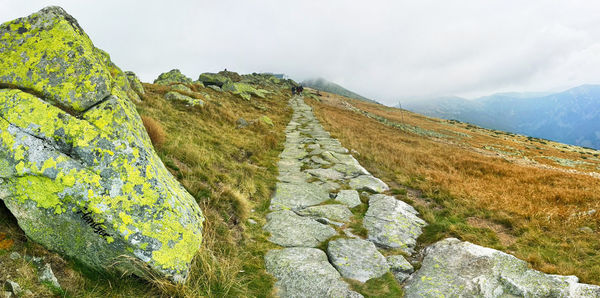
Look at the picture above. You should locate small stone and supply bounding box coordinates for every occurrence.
[386,255,413,283]
[335,190,362,208]
[9,252,20,260]
[38,263,61,289]
[247,219,257,225]
[3,280,21,296]
[327,238,389,283]
[579,226,594,234]
[1,291,12,298]
[236,118,249,128]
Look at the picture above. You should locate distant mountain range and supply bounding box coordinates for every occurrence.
[301,78,378,103]
[401,85,600,149]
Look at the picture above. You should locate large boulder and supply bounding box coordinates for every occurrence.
[153,69,192,85]
[124,71,145,95]
[404,238,600,297]
[0,7,204,282]
[197,72,232,87]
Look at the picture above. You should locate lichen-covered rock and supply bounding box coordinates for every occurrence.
[386,255,413,283]
[153,69,192,85]
[363,194,425,253]
[197,72,232,87]
[349,175,389,193]
[222,82,269,100]
[335,190,362,208]
[404,238,600,297]
[164,91,203,107]
[327,238,389,283]
[124,71,145,95]
[297,204,352,222]
[263,210,337,247]
[170,84,191,93]
[259,115,273,126]
[0,7,203,282]
[265,248,363,298]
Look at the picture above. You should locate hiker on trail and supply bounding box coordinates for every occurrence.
[298,85,303,94]
[291,86,296,95]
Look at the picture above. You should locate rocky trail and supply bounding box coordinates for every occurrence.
[262,96,600,297]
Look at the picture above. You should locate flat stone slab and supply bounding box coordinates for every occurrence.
[349,175,389,193]
[270,182,331,210]
[265,248,363,298]
[363,194,426,253]
[297,204,353,222]
[404,238,600,297]
[305,168,345,181]
[327,238,389,283]
[335,190,362,208]
[264,210,337,247]
[387,255,413,283]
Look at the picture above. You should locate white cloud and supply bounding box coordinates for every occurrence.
[2,0,600,105]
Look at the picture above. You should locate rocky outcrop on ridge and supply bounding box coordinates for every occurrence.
[154,69,193,85]
[0,7,203,282]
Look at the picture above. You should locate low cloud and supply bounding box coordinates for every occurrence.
[3,0,600,105]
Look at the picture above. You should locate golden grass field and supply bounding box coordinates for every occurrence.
[307,90,600,285]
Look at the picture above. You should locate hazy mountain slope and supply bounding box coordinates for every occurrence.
[402,85,600,149]
[301,77,378,103]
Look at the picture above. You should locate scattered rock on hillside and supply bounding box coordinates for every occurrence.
[3,280,22,296]
[171,84,192,93]
[263,210,337,247]
[404,238,600,297]
[297,204,353,222]
[0,6,203,282]
[165,91,203,106]
[386,255,413,283]
[154,69,192,85]
[335,190,361,208]
[236,118,249,128]
[363,194,426,253]
[197,73,232,87]
[265,247,363,298]
[38,263,60,289]
[349,175,389,193]
[208,85,222,92]
[125,71,145,95]
[222,82,269,100]
[327,238,389,283]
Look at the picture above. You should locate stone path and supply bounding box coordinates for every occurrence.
[263,96,600,297]
[263,96,424,297]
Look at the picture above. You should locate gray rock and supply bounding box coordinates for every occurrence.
[270,182,330,210]
[263,210,337,247]
[247,218,257,225]
[404,238,600,297]
[363,194,426,253]
[9,252,20,260]
[310,155,331,165]
[165,91,204,106]
[305,168,345,181]
[327,238,389,283]
[1,291,11,298]
[154,69,192,85]
[297,204,353,222]
[0,7,204,282]
[208,85,222,92]
[236,118,249,128]
[386,255,413,283]
[2,280,21,296]
[38,263,61,289]
[335,190,362,208]
[349,175,389,193]
[579,226,594,234]
[124,71,145,95]
[265,248,363,298]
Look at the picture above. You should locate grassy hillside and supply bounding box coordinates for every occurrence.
[301,77,377,103]
[0,75,292,297]
[307,91,600,285]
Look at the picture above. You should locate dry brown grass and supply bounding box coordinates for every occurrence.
[141,115,166,149]
[308,92,600,284]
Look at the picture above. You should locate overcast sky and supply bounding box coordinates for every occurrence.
[2,1,600,105]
